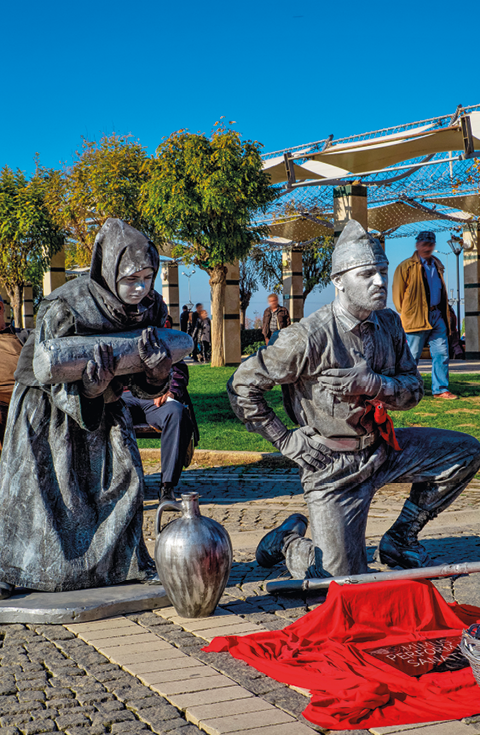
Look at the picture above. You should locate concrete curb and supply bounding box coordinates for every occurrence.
[139,448,285,464]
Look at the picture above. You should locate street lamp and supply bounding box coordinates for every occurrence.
[181,268,196,310]
[447,235,464,328]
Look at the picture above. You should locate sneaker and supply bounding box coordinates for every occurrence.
[433,391,459,400]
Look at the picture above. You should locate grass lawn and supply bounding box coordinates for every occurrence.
[137,366,480,452]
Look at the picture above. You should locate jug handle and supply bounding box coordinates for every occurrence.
[156,499,182,536]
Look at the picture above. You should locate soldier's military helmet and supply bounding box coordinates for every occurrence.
[331,220,388,277]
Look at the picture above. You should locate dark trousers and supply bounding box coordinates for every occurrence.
[123,392,193,487]
[191,338,200,361]
[201,340,211,362]
[0,402,8,448]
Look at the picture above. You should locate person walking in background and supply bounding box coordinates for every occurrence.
[393,231,458,400]
[199,309,211,363]
[188,303,203,362]
[262,293,290,345]
[180,305,189,333]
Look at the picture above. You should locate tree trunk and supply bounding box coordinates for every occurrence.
[8,283,23,329]
[209,265,227,367]
[240,308,246,329]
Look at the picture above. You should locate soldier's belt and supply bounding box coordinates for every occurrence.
[318,430,380,452]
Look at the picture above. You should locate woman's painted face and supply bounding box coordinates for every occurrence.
[116,268,154,305]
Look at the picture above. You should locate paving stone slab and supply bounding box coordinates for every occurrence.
[199,707,296,734]
[453,574,480,606]
[170,685,254,709]
[0,584,170,624]
[185,697,275,725]
[369,721,471,734]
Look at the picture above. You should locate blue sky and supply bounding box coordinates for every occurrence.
[1,0,474,320]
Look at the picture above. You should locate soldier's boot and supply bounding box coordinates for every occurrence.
[256,513,309,568]
[0,582,14,600]
[374,498,433,569]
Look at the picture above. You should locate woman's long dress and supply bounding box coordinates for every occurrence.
[0,276,166,592]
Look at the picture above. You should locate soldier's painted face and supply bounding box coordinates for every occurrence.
[335,264,388,313]
[117,267,154,305]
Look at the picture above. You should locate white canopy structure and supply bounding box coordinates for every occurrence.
[307,115,480,175]
[267,216,333,241]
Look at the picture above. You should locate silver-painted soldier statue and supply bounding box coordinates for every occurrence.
[228,220,480,580]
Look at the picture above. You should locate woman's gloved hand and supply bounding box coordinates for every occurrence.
[82,343,116,399]
[139,327,172,385]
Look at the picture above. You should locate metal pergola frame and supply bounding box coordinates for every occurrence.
[260,103,480,241]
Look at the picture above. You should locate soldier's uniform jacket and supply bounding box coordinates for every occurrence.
[228,299,424,440]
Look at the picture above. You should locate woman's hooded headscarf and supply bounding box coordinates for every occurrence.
[15,219,168,388]
[89,218,163,327]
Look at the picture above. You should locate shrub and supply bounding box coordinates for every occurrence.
[241,328,263,353]
[243,340,265,356]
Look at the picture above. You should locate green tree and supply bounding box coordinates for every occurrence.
[142,125,276,366]
[239,258,259,329]
[251,236,334,302]
[0,166,65,327]
[46,134,155,268]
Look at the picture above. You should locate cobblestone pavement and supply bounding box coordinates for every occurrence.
[3,461,480,735]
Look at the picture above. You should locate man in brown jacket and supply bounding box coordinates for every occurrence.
[262,294,291,344]
[392,231,457,399]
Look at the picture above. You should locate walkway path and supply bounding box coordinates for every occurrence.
[1,460,480,735]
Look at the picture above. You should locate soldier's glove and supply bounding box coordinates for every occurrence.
[82,343,116,399]
[319,359,381,398]
[257,416,331,472]
[139,327,172,385]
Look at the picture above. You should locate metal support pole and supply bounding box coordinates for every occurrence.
[223,260,242,366]
[333,184,368,243]
[456,249,461,328]
[448,237,464,332]
[22,283,34,329]
[43,248,66,296]
[282,247,304,322]
[463,224,480,359]
[161,261,180,329]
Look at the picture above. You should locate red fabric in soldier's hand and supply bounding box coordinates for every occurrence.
[203,580,480,730]
[365,399,402,451]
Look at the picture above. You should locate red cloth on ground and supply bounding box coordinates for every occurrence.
[203,580,480,730]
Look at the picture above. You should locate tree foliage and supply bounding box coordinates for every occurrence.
[142,124,276,365]
[239,258,259,328]
[251,236,334,302]
[46,135,154,268]
[0,166,65,327]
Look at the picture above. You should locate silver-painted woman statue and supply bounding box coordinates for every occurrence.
[228,220,480,580]
[0,219,174,598]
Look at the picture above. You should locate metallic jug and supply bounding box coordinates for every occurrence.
[155,491,233,618]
